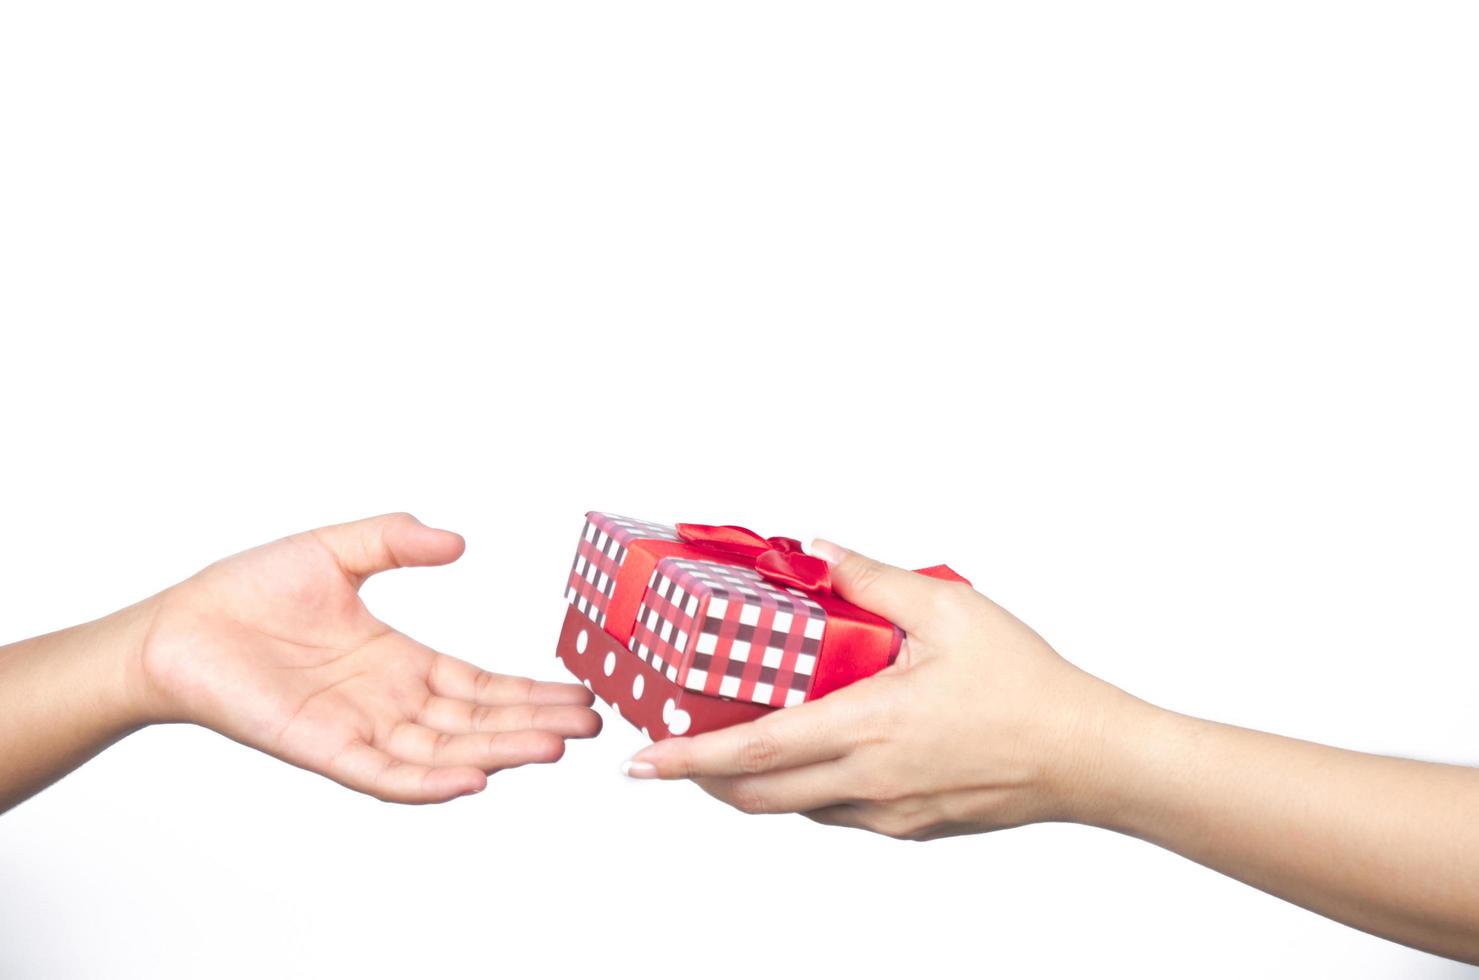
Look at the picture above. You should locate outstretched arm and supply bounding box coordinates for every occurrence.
[626,543,1479,965]
[0,513,600,813]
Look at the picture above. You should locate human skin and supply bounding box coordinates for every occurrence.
[0,513,600,812]
[626,541,1479,965]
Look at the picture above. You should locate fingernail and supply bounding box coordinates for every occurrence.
[621,760,658,779]
[810,539,845,565]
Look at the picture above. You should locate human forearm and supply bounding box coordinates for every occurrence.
[1077,697,1479,963]
[0,599,160,812]
[630,542,1479,964]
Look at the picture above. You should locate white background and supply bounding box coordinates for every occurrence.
[2,2,1476,976]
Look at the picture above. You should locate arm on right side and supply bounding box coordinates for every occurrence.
[626,543,1479,965]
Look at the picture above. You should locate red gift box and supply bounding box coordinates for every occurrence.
[556,511,966,740]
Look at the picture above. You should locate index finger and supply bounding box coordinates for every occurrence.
[624,690,859,779]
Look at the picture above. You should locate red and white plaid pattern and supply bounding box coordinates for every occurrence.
[629,557,826,707]
[565,512,679,627]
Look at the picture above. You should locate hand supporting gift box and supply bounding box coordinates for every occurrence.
[556,511,967,739]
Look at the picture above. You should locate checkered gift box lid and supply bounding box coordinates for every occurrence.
[628,557,830,707]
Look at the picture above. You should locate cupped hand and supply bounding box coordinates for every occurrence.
[134,513,600,804]
[624,541,1132,840]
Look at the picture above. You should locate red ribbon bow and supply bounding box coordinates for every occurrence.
[675,523,833,594]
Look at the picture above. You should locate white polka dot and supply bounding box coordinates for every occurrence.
[661,698,675,724]
[602,651,616,676]
[631,675,645,700]
[667,707,691,736]
[641,727,650,739]
[575,629,588,654]
[609,701,620,717]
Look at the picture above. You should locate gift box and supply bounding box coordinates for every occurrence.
[556,511,966,740]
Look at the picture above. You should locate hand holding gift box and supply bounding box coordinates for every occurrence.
[556,511,967,739]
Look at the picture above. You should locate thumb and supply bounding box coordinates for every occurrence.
[810,539,949,635]
[312,512,466,587]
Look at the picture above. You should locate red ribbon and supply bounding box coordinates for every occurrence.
[674,523,833,594]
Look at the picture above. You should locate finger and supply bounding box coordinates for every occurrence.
[312,512,466,587]
[329,740,486,804]
[418,696,603,738]
[626,692,858,779]
[694,761,859,815]
[428,654,596,706]
[384,723,567,771]
[810,539,954,634]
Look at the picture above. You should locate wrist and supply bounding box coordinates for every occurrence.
[4,595,169,740]
[1038,670,1173,828]
[1056,684,1202,834]
[103,594,170,731]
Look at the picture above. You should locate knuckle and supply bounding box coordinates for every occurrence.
[383,511,417,530]
[729,781,772,815]
[737,731,783,773]
[856,771,901,805]
[931,581,976,618]
[861,809,897,837]
[846,557,886,597]
[878,813,924,841]
[859,798,934,840]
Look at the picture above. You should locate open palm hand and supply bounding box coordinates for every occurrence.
[136,513,598,803]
